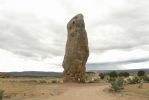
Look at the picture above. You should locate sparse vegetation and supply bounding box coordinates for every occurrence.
[144,75,149,82]
[92,78,100,83]
[110,78,124,92]
[127,76,140,84]
[51,80,60,84]
[108,77,116,83]
[0,90,4,100]
[0,75,148,100]
[125,83,149,97]
[20,80,38,84]
[109,71,118,78]
[135,75,149,83]
[39,80,47,84]
[137,70,145,77]
[138,79,144,88]
[99,73,105,79]
[85,72,100,83]
[118,72,129,77]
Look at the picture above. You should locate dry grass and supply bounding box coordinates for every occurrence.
[125,83,149,97]
[0,77,63,100]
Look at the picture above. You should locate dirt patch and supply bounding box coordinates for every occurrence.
[0,77,149,100]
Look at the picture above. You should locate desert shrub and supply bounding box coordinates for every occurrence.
[138,79,144,88]
[108,77,116,83]
[99,73,105,79]
[87,78,100,83]
[94,78,100,83]
[118,72,129,77]
[145,75,149,82]
[39,80,47,84]
[20,80,38,83]
[107,72,118,83]
[51,80,60,84]
[51,80,57,83]
[142,75,149,83]
[139,76,145,80]
[137,70,145,77]
[28,80,38,83]
[110,78,124,92]
[127,76,140,84]
[109,71,118,78]
[0,90,4,100]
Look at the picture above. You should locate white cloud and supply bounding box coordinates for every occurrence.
[88,48,149,63]
[0,49,63,72]
[122,62,149,69]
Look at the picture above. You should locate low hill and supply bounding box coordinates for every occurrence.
[0,71,63,77]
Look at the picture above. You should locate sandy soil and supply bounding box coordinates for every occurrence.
[49,83,149,100]
[1,77,149,100]
[3,83,149,100]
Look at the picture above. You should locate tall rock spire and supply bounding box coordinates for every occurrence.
[63,14,89,83]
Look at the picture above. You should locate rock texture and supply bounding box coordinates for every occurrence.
[63,14,89,83]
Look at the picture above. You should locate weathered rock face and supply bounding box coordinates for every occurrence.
[63,14,89,83]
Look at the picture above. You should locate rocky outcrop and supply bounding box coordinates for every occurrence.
[63,14,89,83]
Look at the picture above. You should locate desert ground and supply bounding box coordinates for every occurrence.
[0,77,149,100]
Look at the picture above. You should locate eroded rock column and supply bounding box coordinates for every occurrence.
[63,14,89,83]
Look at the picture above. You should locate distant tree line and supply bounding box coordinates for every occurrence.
[99,70,146,79]
[99,71,130,79]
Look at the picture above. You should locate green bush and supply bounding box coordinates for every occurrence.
[142,75,149,83]
[20,80,38,83]
[118,72,129,77]
[110,78,124,92]
[109,71,118,78]
[51,80,60,84]
[145,76,149,82]
[0,90,4,100]
[51,80,57,83]
[99,73,105,79]
[108,77,116,83]
[127,76,140,84]
[39,80,47,84]
[137,70,145,77]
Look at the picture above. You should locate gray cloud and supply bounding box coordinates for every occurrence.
[87,0,149,52]
[87,57,149,70]
[0,12,66,59]
[0,0,149,71]
[88,57,149,66]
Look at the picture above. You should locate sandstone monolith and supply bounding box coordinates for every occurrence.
[63,14,89,83]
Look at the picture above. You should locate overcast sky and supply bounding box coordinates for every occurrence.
[0,0,149,72]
